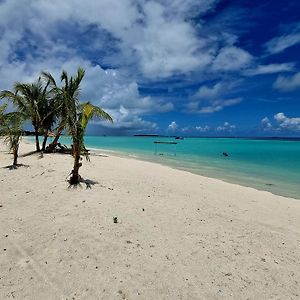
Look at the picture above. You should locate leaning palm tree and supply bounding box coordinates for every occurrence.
[0,78,51,152]
[68,102,112,184]
[40,94,57,151]
[41,71,71,151]
[0,110,24,166]
[49,68,112,184]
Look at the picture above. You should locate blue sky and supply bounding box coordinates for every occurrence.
[0,0,300,136]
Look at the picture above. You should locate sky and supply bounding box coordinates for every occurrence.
[0,0,300,136]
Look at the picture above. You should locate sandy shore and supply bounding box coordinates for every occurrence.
[0,141,300,299]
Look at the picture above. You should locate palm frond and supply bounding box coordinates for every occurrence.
[79,102,113,130]
[41,71,57,87]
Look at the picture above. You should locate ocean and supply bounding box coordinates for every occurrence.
[41,136,300,199]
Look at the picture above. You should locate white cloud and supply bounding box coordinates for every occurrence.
[261,113,300,132]
[265,32,300,55]
[216,121,236,132]
[128,1,214,79]
[0,0,255,82]
[186,97,242,114]
[155,0,217,17]
[97,105,158,132]
[273,72,300,92]
[212,46,252,72]
[81,65,173,114]
[195,125,210,132]
[181,126,190,132]
[261,117,272,130]
[194,82,224,99]
[0,0,253,133]
[180,125,210,133]
[187,80,242,114]
[245,63,295,76]
[193,80,240,99]
[168,121,178,131]
[274,112,300,131]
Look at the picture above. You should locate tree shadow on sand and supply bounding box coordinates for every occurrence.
[20,151,46,160]
[67,177,99,190]
[3,164,29,170]
[20,151,38,157]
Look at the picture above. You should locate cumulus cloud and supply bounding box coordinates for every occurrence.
[216,122,236,132]
[194,82,224,99]
[261,113,300,132]
[180,125,210,133]
[273,72,300,92]
[211,46,252,72]
[129,1,213,79]
[0,0,255,81]
[3,0,297,135]
[195,125,210,132]
[97,105,158,132]
[168,121,178,131]
[81,65,173,114]
[0,0,257,134]
[274,113,300,131]
[261,117,273,130]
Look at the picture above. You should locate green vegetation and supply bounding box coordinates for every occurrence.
[0,105,24,166]
[0,67,113,183]
[0,78,53,152]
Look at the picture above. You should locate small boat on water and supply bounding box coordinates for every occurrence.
[175,136,184,140]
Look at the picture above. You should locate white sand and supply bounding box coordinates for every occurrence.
[0,141,300,299]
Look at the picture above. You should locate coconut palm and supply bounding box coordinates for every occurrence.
[68,101,112,184]
[41,70,73,151]
[0,78,52,152]
[46,67,112,184]
[40,94,57,151]
[0,110,24,166]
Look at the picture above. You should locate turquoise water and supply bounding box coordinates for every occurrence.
[41,136,300,199]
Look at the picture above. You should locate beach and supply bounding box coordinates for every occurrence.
[1,140,300,299]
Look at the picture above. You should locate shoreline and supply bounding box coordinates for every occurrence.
[86,145,300,201]
[24,137,300,200]
[1,140,300,299]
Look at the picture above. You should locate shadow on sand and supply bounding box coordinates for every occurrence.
[68,178,99,190]
[3,164,29,170]
[20,151,38,158]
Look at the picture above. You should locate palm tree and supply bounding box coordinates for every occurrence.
[0,78,51,152]
[40,94,57,151]
[41,71,71,151]
[46,68,112,184]
[0,109,24,166]
[0,104,6,121]
[69,101,112,184]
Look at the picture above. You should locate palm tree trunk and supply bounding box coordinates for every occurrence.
[47,126,63,151]
[70,141,82,184]
[42,130,48,151]
[13,148,18,166]
[34,127,40,152]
